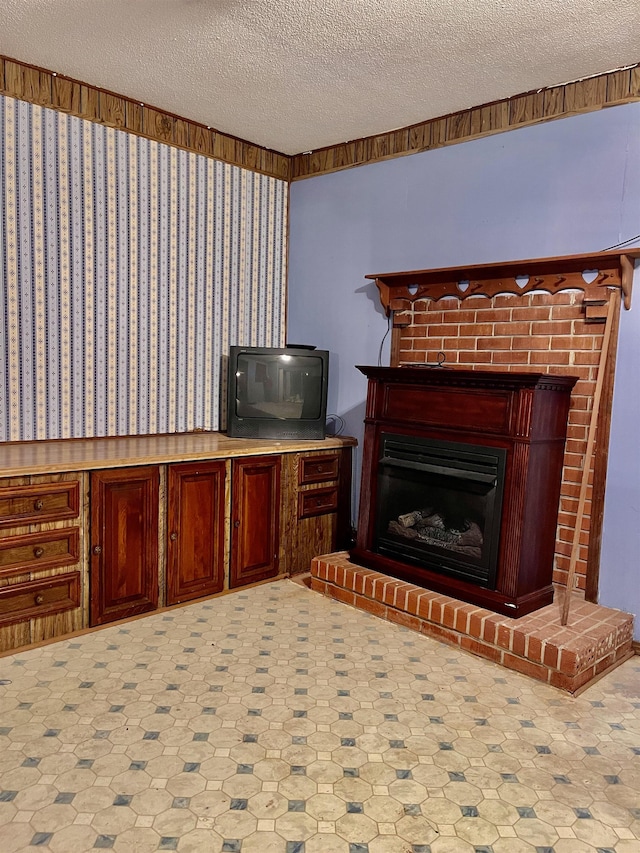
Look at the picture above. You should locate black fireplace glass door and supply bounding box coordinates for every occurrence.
[374,434,507,588]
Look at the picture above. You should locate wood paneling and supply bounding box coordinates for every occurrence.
[99,92,127,128]
[125,99,144,135]
[51,74,82,113]
[0,54,291,181]
[3,54,639,183]
[80,85,100,122]
[291,62,640,180]
[510,91,545,126]
[564,76,607,113]
[606,69,632,104]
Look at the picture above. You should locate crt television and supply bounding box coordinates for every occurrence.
[226,345,329,440]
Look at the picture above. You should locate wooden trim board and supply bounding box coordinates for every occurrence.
[585,293,622,603]
[292,63,640,179]
[0,55,291,181]
[369,250,640,316]
[2,55,639,183]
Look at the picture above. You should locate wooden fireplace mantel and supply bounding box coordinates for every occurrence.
[368,249,640,314]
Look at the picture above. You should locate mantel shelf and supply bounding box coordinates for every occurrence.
[367,249,640,314]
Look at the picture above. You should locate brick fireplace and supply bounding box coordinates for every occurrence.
[391,290,601,592]
[371,250,639,594]
[310,251,638,689]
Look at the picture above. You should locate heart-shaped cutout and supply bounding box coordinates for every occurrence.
[457,280,469,293]
[582,269,599,284]
[407,284,419,296]
[515,274,529,289]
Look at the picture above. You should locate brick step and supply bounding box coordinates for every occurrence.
[311,552,634,693]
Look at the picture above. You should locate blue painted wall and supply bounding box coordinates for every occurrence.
[287,103,640,634]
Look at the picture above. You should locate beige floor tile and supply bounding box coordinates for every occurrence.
[0,579,637,852]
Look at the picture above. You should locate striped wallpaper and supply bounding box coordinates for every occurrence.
[0,94,287,441]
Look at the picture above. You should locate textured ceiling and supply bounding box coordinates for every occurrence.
[1,0,639,155]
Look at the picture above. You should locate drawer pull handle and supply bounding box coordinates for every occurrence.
[234,520,240,528]
[34,499,44,511]
[170,532,178,541]
[316,466,324,473]
[93,545,102,555]
[33,547,45,558]
[34,594,44,605]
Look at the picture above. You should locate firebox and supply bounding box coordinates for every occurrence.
[351,366,577,617]
[375,434,506,588]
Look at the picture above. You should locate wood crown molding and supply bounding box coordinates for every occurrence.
[2,55,639,184]
[368,250,640,317]
[0,55,292,182]
[292,63,640,180]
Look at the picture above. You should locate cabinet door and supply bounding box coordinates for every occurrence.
[166,461,226,605]
[90,467,159,626]
[230,455,281,588]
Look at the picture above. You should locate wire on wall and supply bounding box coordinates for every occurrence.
[378,314,391,367]
[601,234,640,251]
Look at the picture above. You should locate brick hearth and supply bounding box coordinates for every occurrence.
[310,552,634,693]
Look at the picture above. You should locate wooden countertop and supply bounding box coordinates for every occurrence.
[0,433,357,477]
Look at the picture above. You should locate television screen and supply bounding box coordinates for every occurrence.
[235,353,324,421]
[227,346,329,440]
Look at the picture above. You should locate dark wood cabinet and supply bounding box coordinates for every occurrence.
[90,467,159,626]
[166,460,226,605]
[230,455,281,588]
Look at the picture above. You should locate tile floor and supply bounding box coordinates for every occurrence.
[0,579,638,853]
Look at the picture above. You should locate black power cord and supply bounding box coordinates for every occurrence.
[601,234,640,251]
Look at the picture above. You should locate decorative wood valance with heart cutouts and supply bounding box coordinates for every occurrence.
[368,250,640,320]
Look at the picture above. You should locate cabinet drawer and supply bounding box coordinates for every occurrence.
[0,571,81,627]
[0,481,80,529]
[298,485,339,519]
[0,528,80,577]
[298,454,339,485]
